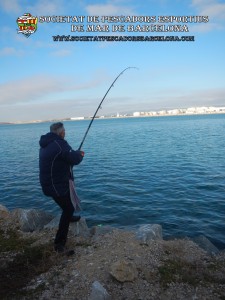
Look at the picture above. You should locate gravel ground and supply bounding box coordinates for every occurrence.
[25,227,225,300]
[0,206,224,300]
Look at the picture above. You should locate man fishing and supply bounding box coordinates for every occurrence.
[39,122,84,255]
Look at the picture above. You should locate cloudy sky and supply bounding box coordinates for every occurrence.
[0,0,225,122]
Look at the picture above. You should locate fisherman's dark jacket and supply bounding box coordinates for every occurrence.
[39,132,83,198]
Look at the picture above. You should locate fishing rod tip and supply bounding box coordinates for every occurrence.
[127,66,139,71]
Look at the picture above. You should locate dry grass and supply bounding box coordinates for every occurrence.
[0,228,58,299]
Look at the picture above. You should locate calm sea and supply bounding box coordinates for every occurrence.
[0,115,225,249]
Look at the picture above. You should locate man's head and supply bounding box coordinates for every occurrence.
[50,122,65,139]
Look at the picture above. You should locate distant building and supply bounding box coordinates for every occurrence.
[158,110,167,115]
[167,109,180,115]
[71,117,84,120]
[133,112,140,117]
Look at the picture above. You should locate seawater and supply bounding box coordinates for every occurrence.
[0,115,224,249]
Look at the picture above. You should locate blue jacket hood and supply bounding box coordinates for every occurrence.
[39,132,61,148]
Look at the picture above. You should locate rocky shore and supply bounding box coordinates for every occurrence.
[0,204,225,300]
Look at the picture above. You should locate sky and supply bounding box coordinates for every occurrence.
[0,0,225,122]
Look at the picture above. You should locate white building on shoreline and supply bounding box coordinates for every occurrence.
[132,106,225,117]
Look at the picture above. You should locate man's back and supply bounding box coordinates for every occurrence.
[39,132,83,197]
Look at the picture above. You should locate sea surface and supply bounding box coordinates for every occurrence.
[0,115,225,249]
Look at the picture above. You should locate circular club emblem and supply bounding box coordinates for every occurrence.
[17,13,38,38]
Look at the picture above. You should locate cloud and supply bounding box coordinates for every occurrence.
[0,75,64,105]
[158,87,225,110]
[0,94,133,122]
[190,0,225,33]
[201,3,225,20]
[85,2,135,16]
[192,0,225,20]
[51,49,72,57]
[189,22,223,32]
[0,71,108,106]
[29,0,64,15]
[0,0,65,16]
[0,0,21,14]
[1,85,224,122]
[194,87,225,102]
[0,47,23,56]
[1,99,83,122]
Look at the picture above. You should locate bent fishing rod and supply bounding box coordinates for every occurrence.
[78,67,137,151]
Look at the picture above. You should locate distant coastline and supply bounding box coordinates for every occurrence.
[1,106,225,125]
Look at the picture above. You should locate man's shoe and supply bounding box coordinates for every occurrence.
[54,244,65,253]
[66,249,75,256]
[70,215,81,223]
[54,244,75,256]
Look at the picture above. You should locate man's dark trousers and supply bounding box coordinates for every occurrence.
[53,193,74,247]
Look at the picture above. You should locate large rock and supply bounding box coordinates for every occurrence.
[11,208,54,232]
[0,204,10,219]
[88,281,111,300]
[70,218,90,237]
[135,224,163,245]
[0,204,8,212]
[110,260,138,282]
[44,214,61,229]
[45,215,90,236]
[193,235,219,255]
[90,225,115,237]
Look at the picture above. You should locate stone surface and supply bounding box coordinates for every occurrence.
[0,204,8,212]
[44,214,61,229]
[88,281,111,300]
[70,217,90,237]
[110,260,138,282]
[135,224,163,245]
[44,215,90,237]
[1,209,225,300]
[0,204,10,219]
[193,235,220,255]
[11,208,54,232]
[90,225,115,237]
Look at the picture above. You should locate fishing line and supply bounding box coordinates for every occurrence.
[78,67,137,150]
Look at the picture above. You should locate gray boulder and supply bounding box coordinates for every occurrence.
[70,218,90,237]
[44,214,61,229]
[0,204,10,219]
[0,204,8,212]
[88,281,111,300]
[193,235,219,255]
[11,208,54,232]
[44,215,90,237]
[135,224,163,245]
[90,225,115,237]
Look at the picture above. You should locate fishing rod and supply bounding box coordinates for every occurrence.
[78,67,137,150]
